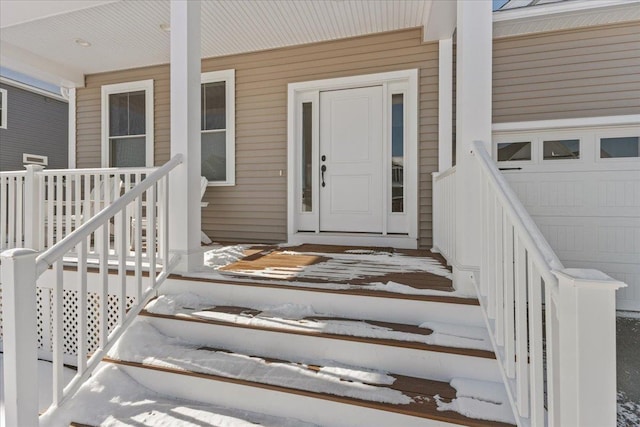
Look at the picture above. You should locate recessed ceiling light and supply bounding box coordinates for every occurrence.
[74,38,91,47]
[159,23,170,32]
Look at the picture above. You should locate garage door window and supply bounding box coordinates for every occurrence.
[497,141,531,162]
[600,136,639,159]
[543,139,580,160]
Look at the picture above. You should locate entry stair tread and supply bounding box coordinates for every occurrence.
[61,364,320,427]
[102,319,514,427]
[170,273,481,305]
[140,297,495,359]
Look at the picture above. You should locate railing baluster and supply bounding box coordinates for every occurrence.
[148,183,157,286]
[8,176,16,247]
[527,260,545,426]
[56,174,64,244]
[118,207,127,326]
[495,200,504,346]
[73,174,81,234]
[65,174,72,239]
[47,176,54,248]
[16,176,23,247]
[124,173,132,253]
[135,195,143,300]
[52,260,64,406]
[162,176,169,272]
[514,236,529,417]
[503,218,516,378]
[99,223,109,348]
[77,238,88,374]
[38,173,45,250]
[487,190,496,318]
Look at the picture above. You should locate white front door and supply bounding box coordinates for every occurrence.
[319,86,383,233]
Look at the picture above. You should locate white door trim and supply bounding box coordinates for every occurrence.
[287,69,419,249]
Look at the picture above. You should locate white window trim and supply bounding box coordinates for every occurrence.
[0,88,7,129]
[101,79,154,168]
[201,69,235,186]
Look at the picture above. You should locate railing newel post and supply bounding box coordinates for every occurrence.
[0,248,40,427]
[554,269,625,427]
[24,164,44,250]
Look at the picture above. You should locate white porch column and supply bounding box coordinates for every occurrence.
[438,38,453,172]
[169,0,202,273]
[454,0,492,293]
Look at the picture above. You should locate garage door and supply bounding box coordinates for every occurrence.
[494,123,640,312]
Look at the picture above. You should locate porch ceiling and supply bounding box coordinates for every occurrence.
[0,0,447,88]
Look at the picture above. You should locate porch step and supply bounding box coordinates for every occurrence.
[140,306,495,357]
[100,319,514,427]
[57,364,320,427]
[159,275,486,327]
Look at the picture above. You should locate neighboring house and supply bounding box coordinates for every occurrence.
[0,0,638,426]
[0,77,68,171]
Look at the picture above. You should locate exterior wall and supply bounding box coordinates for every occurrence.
[74,21,640,247]
[0,82,68,171]
[493,21,640,123]
[76,29,440,247]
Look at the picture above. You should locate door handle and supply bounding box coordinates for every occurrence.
[321,165,327,187]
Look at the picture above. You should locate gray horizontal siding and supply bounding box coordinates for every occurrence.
[0,83,68,171]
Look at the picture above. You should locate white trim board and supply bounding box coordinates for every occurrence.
[492,115,640,133]
[287,69,419,249]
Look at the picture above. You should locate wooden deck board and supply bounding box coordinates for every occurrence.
[217,244,456,293]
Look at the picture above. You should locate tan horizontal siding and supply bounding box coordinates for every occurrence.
[76,28,438,248]
[493,21,640,122]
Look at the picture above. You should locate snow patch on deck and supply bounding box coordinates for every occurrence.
[435,378,516,425]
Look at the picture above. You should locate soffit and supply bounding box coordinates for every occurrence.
[0,0,430,84]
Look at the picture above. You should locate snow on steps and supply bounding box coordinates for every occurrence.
[159,274,486,328]
[53,364,320,427]
[94,320,514,427]
[139,294,501,382]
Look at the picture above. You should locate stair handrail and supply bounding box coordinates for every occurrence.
[472,140,564,281]
[1,154,183,427]
[470,140,624,427]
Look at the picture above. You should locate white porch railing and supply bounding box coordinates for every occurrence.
[433,141,625,427]
[432,166,456,263]
[1,165,158,252]
[1,154,183,427]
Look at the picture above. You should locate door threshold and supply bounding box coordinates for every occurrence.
[288,232,417,250]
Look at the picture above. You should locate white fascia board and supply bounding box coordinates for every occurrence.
[0,77,67,102]
[0,0,120,29]
[0,41,85,88]
[492,0,638,22]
